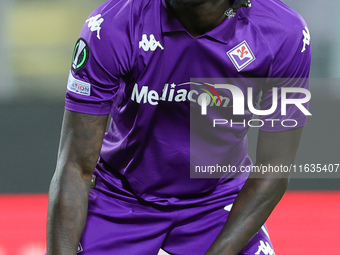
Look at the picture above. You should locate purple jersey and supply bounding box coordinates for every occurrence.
[65,0,311,205]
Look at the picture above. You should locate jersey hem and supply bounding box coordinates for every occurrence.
[65,99,112,115]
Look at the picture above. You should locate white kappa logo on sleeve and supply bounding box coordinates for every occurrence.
[77,242,83,253]
[301,26,310,53]
[86,14,104,40]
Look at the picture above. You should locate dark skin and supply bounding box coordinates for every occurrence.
[205,128,303,254]
[47,1,304,254]
[47,113,303,255]
[167,0,232,37]
[47,110,108,254]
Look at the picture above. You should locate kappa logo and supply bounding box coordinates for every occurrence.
[223,203,233,212]
[77,242,83,253]
[261,225,270,239]
[255,240,275,255]
[301,26,311,53]
[139,34,164,51]
[227,41,256,72]
[86,14,104,40]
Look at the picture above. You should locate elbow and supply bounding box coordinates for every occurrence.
[55,159,95,184]
[265,177,289,203]
[277,177,289,195]
[250,176,289,201]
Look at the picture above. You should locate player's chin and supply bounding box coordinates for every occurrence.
[166,0,210,8]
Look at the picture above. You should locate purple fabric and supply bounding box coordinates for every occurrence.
[65,0,311,205]
[78,176,273,254]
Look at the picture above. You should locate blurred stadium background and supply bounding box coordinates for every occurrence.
[0,0,339,254]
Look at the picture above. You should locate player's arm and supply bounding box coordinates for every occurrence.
[47,110,108,255]
[205,127,303,255]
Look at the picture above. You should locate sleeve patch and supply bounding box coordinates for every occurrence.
[67,72,91,96]
[72,38,90,71]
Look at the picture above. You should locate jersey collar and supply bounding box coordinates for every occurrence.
[161,0,242,44]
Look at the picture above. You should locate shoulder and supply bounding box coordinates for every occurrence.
[78,0,159,51]
[80,0,152,40]
[77,0,160,44]
[243,0,309,54]
[245,0,308,39]
[75,0,156,75]
[242,0,311,77]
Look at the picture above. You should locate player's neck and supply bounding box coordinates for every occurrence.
[169,0,233,37]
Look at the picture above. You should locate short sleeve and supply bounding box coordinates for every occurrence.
[65,1,134,115]
[259,19,312,132]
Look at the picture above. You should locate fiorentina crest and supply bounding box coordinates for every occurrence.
[227,40,256,72]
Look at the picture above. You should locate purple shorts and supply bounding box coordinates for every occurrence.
[78,174,275,255]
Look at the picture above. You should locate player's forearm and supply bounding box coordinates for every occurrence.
[47,165,91,255]
[205,175,288,255]
[205,128,303,254]
[47,111,108,254]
